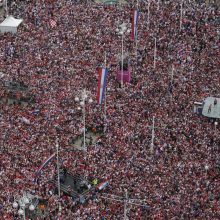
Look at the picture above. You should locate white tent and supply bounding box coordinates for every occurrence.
[0,16,23,34]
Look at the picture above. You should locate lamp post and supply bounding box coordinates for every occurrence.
[214,121,218,132]
[147,1,150,30]
[180,1,183,30]
[116,23,131,88]
[75,89,93,151]
[150,116,155,153]
[4,0,8,17]
[104,87,110,133]
[124,189,128,220]
[55,138,62,213]
[153,38,157,69]
[13,192,35,220]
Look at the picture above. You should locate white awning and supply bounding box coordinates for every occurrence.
[0,16,23,33]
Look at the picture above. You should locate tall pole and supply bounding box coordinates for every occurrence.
[121,33,124,88]
[56,139,61,199]
[5,0,8,17]
[75,89,92,151]
[104,51,107,67]
[147,1,150,30]
[23,205,26,220]
[180,1,183,30]
[153,38,157,69]
[83,91,86,151]
[170,65,174,97]
[171,65,174,84]
[56,139,61,214]
[150,116,155,152]
[104,52,107,133]
[124,189,128,220]
[136,0,139,60]
[136,29,138,61]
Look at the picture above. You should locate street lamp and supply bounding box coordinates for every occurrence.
[4,0,8,17]
[13,192,35,220]
[116,23,131,88]
[214,121,218,132]
[75,89,93,151]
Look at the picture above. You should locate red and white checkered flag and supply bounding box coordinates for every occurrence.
[49,19,57,28]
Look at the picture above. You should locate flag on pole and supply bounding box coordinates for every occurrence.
[34,153,56,181]
[131,10,139,40]
[97,181,109,190]
[96,68,109,105]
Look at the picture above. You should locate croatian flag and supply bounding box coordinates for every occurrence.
[50,19,57,28]
[98,181,109,190]
[96,68,109,104]
[131,10,139,40]
[34,153,56,180]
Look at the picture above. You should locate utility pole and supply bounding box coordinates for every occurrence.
[124,189,128,220]
[153,38,157,69]
[147,1,150,30]
[56,139,61,213]
[104,52,107,133]
[180,1,183,30]
[150,116,155,152]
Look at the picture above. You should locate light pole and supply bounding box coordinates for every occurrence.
[214,121,218,132]
[124,189,128,220]
[4,0,8,17]
[104,87,110,133]
[153,38,157,69]
[150,116,155,153]
[55,138,62,213]
[116,23,131,88]
[180,1,183,30]
[75,89,93,151]
[13,192,35,220]
[147,1,150,30]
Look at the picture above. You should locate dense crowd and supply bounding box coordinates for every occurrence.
[0,0,219,219]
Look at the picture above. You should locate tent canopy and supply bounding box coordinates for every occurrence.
[0,16,23,34]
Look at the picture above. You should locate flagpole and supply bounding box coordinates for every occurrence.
[104,52,107,133]
[135,0,139,60]
[104,52,107,67]
[56,139,61,212]
[150,116,155,153]
[180,1,183,30]
[153,38,157,69]
[124,189,128,220]
[147,1,150,30]
[170,65,174,98]
[5,0,8,17]
[121,33,124,88]
[171,64,174,84]
[136,31,138,63]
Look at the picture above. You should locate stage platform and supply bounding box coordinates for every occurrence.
[52,171,94,200]
[202,97,220,119]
